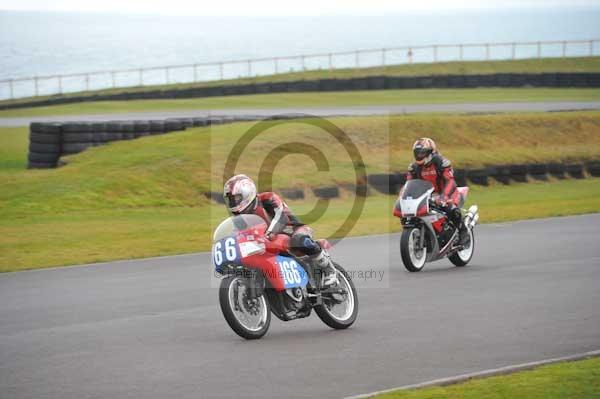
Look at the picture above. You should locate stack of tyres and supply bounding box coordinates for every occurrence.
[28,123,62,168]
[313,186,339,199]
[367,174,398,195]
[180,118,194,129]
[61,122,94,155]
[528,163,548,181]
[585,161,600,177]
[91,122,108,146]
[566,163,584,179]
[509,164,528,183]
[192,117,209,127]
[489,165,511,185]
[548,163,566,179]
[121,121,135,140]
[164,119,184,132]
[133,120,151,138]
[106,121,124,141]
[149,120,165,135]
[467,168,489,186]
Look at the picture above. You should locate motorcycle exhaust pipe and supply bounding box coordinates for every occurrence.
[465,205,479,229]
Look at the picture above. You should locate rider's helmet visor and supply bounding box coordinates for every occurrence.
[224,193,243,209]
[413,147,431,161]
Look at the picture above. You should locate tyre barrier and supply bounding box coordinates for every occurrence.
[91,122,108,145]
[122,121,136,140]
[313,186,339,199]
[454,169,468,187]
[338,183,370,197]
[6,72,600,111]
[586,161,600,177]
[133,121,151,138]
[566,163,584,179]
[466,168,489,186]
[281,188,305,200]
[201,161,599,204]
[509,164,529,183]
[528,163,549,181]
[192,117,209,127]
[367,173,406,195]
[548,162,566,179]
[488,165,511,185]
[26,115,297,168]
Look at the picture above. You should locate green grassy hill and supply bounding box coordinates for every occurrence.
[1,111,600,271]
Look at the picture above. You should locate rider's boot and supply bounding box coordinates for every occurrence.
[458,223,470,246]
[310,250,339,288]
[450,207,470,246]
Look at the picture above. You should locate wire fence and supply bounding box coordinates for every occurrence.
[1,38,598,101]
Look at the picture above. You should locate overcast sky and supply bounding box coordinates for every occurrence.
[1,0,599,16]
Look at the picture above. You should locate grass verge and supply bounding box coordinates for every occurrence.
[2,111,600,271]
[2,56,599,109]
[373,356,600,399]
[1,88,599,118]
[1,179,599,272]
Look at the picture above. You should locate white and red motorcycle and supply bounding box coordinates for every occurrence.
[393,179,479,272]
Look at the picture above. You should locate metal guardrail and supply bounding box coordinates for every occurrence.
[1,38,598,100]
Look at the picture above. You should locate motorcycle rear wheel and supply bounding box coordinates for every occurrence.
[315,263,358,330]
[449,227,475,267]
[219,275,271,340]
[400,227,427,272]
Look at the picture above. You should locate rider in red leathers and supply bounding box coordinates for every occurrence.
[406,138,468,244]
[223,174,338,286]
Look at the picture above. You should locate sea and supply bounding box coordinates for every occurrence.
[0,7,599,98]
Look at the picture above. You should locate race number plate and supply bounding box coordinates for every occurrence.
[212,237,241,272]
[276,256,308,288]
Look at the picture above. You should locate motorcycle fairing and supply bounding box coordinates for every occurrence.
[242,253,308,291]
[399,189,433,217]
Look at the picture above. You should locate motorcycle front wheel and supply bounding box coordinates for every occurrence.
[400,227,427,272]
[315,263,358,330]
[219,275,271,340]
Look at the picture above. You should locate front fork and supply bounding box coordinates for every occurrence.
[243,270,265,300]
[418,224,426,250]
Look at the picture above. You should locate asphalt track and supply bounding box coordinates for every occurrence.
[1,214,599,399]
[1,101,600,126]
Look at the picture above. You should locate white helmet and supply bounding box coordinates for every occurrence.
[223,174,257,214]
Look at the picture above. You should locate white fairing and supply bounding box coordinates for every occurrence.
[400,189,433,216]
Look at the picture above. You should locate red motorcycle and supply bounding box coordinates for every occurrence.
[393,179,479,272]
[212,214,358,339]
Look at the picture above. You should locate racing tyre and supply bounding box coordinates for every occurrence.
[30,132,61,144]
[29,142,61,153]
[400,227,427,272]
[219,275,271,340]
[28,151,59,163]
[449,227,475,267]
[315,263,358,329]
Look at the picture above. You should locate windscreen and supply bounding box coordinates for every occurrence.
[401,179,434,200]
[213,214,267,242]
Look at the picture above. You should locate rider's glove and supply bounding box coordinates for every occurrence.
[265,231,274,241]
